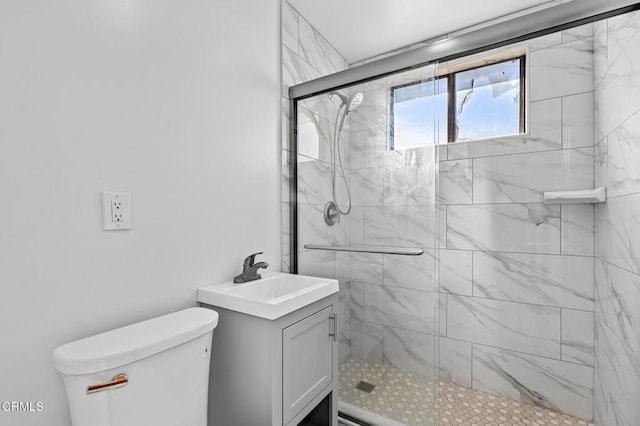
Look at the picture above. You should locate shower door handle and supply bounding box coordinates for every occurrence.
[329,313,338,342]
[86,374,129,394]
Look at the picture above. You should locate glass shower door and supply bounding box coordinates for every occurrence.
[294,63,442,426]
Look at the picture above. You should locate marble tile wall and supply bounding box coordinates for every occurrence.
[593,11,640,426]
[340,29,597,421]
[441,30,597,421]
[280,1,351,360]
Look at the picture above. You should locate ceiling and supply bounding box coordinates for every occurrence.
[288,0,558,63]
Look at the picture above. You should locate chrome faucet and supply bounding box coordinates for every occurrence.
[233,252,269,283]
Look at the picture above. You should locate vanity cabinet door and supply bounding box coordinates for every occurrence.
[282,306,334,424]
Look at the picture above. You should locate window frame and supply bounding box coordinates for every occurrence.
[388,53,527,147]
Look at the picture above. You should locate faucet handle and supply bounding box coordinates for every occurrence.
[242,252,264,269]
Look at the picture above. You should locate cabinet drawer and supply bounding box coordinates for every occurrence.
[282,306,334,424]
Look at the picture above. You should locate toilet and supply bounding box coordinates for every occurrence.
[53,307,219,426]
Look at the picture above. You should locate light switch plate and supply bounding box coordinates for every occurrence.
[102,192,132,230]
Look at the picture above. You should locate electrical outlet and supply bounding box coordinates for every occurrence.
[102,192,132,230]
[111,200,124,222]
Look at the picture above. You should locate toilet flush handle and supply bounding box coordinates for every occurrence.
[86,374,129,394]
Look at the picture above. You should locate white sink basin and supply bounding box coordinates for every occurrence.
[197,272,339,320]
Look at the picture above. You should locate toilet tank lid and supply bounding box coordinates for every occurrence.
[53,307,218,375]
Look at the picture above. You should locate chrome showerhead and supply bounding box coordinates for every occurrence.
[329,91,364,114]
[347,92,364,113]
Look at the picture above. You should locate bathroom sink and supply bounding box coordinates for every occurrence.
[197,272,339,320]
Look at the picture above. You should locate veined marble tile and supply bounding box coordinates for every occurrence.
[383,145,436,170]
[336,127,353,171]
[596,318,640,383]
[593,20,608,90]
[350,282,364,321]
[447,98,562,160]
[447,204,561,254]
[438,250,472,296]
[595,138,607,189]
[438,337,472,387]
[563,93,594,149]
[282,254,291,273]
[437,205,447,249]
[282,97,291,151]
[561,204,594,256]
[595,318,640,426]
[282,46,321,97]
[594,363,640,426]
[281,1,298,54]
[298,92,337,124]
[351,167,384,207]
[349,87,387,134]
[595,192,640,274]
[297,249,335,279]
[607,110,640,198]
[298,17,346,76]
[384,162,437,206]
[383,250,437,291]
[562,23,594,43]
[381,326,437,378]
[337,281,350,327]
[282,202,290,256]
[282,149,291,203]
[595,28,640,140]
[364,205,440,248]
[607,10,640,69]
[438,159,472,205]
[298,203,346,246]
[529,32,562,52]
[447,295,561,358]
[530,38,594,101]
[336,252,350,285]
[472,148,593,204]
[364,285,437,333]
[346,206,364,245]
[338,329,350,362]
[350,252,383,285]
[351,319,382,362]
[473,252,594,311]
[348,130,365,170]
[472,345,594,420]
[297,106,332,163]
[438,292,447,337]
[438,144,448,162]
[562,309,594,366]
[596,260,640,373]
[363,127,388,168]
[297,155,332,205]
[594,258,610,318]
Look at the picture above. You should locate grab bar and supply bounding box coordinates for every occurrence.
[304,243,424,256]
[86,374,128,394]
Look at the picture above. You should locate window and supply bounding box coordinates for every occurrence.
[389,55,525,148]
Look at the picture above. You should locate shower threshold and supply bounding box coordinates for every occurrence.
[338,356,593,426]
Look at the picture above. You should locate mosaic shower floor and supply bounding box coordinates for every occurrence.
[338,356,594,426]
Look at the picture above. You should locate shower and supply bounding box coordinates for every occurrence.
[323,92,364,226]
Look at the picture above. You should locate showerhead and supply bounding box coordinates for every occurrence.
[347,93,364,113]
[329,91,364,114]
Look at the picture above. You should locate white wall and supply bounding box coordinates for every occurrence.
[0,1,280,425]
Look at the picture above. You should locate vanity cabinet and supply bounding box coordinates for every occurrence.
[200,295,338,426]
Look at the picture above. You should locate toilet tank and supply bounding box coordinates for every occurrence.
[53,308,219,426]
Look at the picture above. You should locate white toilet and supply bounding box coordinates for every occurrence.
[53,307,219,426]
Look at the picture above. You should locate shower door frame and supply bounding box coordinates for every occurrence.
[288,0,640,273]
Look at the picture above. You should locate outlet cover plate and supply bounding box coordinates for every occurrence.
[102,192,132,231]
